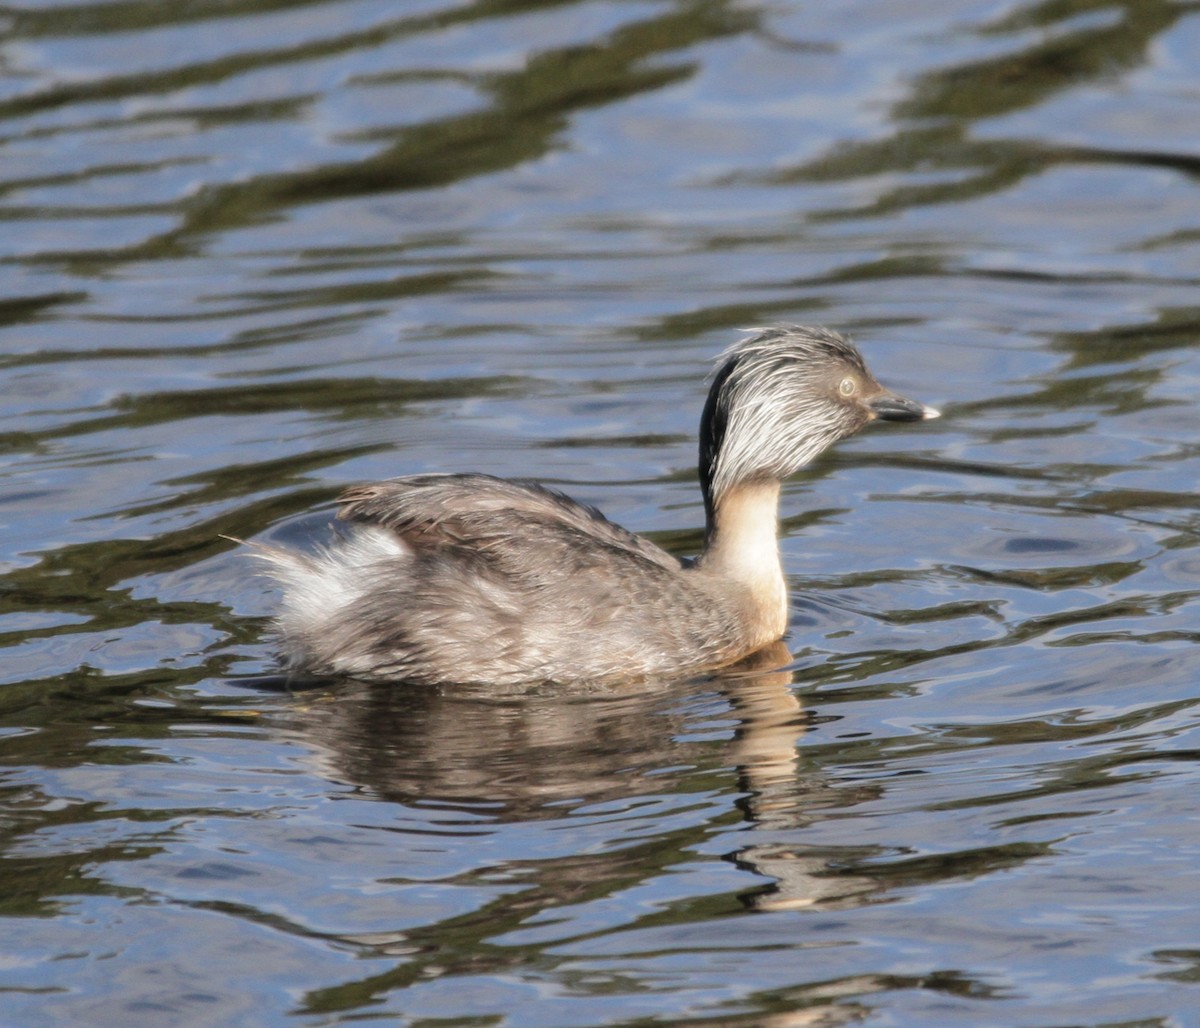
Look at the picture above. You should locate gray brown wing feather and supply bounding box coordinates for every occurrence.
[336,473,682,573]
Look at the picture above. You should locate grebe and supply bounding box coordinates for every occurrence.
[254,326,939,685]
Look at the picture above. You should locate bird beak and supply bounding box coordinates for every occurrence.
[868,390,940,422]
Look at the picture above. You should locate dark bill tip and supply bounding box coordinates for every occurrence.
[869,392,940,422]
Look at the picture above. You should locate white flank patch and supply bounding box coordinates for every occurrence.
[254,526,409,637]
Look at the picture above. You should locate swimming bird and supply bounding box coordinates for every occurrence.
[254,326,939,686]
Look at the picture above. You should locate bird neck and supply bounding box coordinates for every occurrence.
[697,479,788,639]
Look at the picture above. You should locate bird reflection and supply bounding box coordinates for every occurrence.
[722,643,880,911]
[271,640,881,914]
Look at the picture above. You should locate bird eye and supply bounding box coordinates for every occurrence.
[838,376,856,397]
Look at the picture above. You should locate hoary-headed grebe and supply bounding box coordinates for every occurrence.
[254,326,939,685]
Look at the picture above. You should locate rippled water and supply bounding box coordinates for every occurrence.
[4,0,1200,1023]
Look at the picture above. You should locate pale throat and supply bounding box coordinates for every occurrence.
[699,478,788,636]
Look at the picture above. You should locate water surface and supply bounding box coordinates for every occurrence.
[3,0,1200,1024]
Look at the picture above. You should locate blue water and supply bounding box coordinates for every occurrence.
[3,1,1200,1023]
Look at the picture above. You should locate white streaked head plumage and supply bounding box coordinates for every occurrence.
[699,325,888,507]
